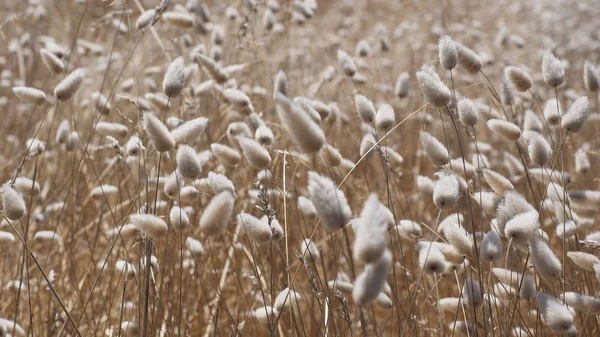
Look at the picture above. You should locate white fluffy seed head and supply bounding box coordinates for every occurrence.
[487,119,522,141]
[416,64,451,108]
[307,171,352,232]
[584,61,599,92]
[239,137,271,168]
[2,184,26,220]
[420,132,449,166]
[496,191,535,236]
[136,9,156,29]
[12,86,46,106]
[563,292,600,315]
[40,48,65,73]
[354,94,376,123]
[206,172,235,195]
[433,174,459,210]
[255,125,274,146]
[352,250,393,307]
[199,191,234,235]
[54,68,85,101]
[274,70,288,97]
[375,104,395,131]
[275,93,325,153]
[543,98,562,125]
[443,223,472,255]
[129,214,168,238]
[567,251,599,271]
[524,109,543,133]
[169,206,190,229]
[163,57,185,97]
[237,213,272,244]
[462,278,483,307]
[210,143,241,166]
[320,145,342,167]
[457,97,480,127]
[491,268,536,300]
[542,51,565,88]
[527,132,552,166]
[504,211,539,245]
[176,145,202,179]
[529,237,561,278]
[300,238,320,260]
[561,96,589,133]
[170,117,209,145]
[394,72,410,98]
[438,35,458,70]
[417,242,448,274]
[535,292,573,333]
[455,42,482,74]
[337,49,357,77]
[353,194,390,263]
[162,12,194,29]
[481,231,502,262]
[223,88,254,113]
[483,169,514,195]
[274,288,302,313]
[504,66,532,92]
[142,113,175,152]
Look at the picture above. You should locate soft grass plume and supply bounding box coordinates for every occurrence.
[54,68,85,101]
[163,57,185,97]
[352,250,392,307]
[143,112,175,152]
[129,213,168,238]
[535,292,573,333]
[307,171,352,232]
[199,191,234,235]
[416,64,451,108]
[2,184,26,220]
[275,93,325,153]
[353,194,390,263]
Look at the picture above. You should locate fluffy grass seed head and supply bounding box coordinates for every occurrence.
[504,66,533,92]
[462,278,483,307]
[583,60,599,92]
[176,145,202,179]
[163,57,185,97]
[481,231,502,262]
[12,86,46,106]
[416,64,451,108]
[457,97,480,127]
[455,41,482,74]
[353,194,390,263]
[535,292,574,333]
[433,173,460,210]
[239,137,271,168]
[567,251,599,271]
[355,94,376,123]
[394,72,410,98]
[237,212,272,244]
[143,112,175,152]
[543,98,562,125]
[170,117,209,144]
[438,35,458,70]
[54,68,85,101]
[170,206,190,229]
[307,171,352,232]
[530,236,562,278]
[561,96,589,133]
[420,131,449,166]
[275,93,325,153]
[199,191,234,235]
[352,250,393,307]
[337,49,357,77]
[487,119,522,141]
[40,48,65,73]
[504,210,539,245]
[2,184,26,220]
[129,213,168,238]
[542,51,565,87]
[375,104,395,131]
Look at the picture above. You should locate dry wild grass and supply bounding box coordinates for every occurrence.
[2,0,600,336]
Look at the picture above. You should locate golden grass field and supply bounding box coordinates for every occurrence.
[1,0,600,337]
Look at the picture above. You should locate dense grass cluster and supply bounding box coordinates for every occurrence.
[1,0,600,337]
